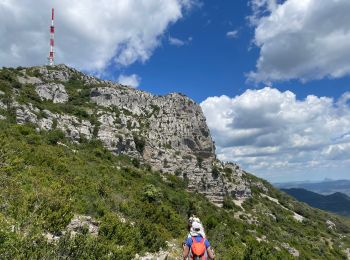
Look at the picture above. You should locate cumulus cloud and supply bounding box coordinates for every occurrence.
[201,88,350,180]
[0,0,195,71]
[117,74,141,88]
[226,30,239,39]
[248,0,350,83]
[248,0,278,25]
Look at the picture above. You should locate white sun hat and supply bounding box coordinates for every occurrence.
[190,221,206,238]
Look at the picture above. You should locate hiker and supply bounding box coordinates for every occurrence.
[187,216,205,238]
[183,221,215,260]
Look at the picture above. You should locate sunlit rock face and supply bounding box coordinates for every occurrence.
[3,64,254,206]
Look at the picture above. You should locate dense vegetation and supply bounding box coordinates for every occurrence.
[1,66,350,259]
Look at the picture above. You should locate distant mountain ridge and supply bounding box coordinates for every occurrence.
[275,179,350,196]
[282,188,350,216]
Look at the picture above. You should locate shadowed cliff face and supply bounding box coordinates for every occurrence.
[0,64,253,205]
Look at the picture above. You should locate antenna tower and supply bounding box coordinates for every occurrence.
[48,8,55,66]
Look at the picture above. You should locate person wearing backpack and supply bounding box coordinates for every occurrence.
[183,222,215,260]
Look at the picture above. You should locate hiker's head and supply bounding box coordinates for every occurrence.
[190,221,206,237]
[192,221,202,232]
[189,215,201,225]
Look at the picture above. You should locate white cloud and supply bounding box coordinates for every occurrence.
[226,30,239,39]
[168,36,192,47]
[201,88,350,181]
[0,0,196,71]
[248,0,278,25]
[169,37,186,47]
[248,0,350,83]
[117,74,141,88]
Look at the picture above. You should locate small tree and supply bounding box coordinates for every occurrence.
[142,184,162,203]
[212,166,220,179]
[196,156,203,168]
[133,135,146,154]
[47,129,65,145]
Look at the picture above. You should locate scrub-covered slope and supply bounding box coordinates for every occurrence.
[0,65,350,259]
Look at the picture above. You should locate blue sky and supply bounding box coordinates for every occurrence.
[108,1,350,183]
[108,1,350,103]
[1,0,350,182]
[109,0,256,102]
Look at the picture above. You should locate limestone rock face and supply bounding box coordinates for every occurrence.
[14,104,93,141]
[38,65,72,82]
[15,103,38,125]
[18,75,43,85]
[326,220,336,230]
[91,87,214,156]
[90,86,238,204]
[8,65,253,205]
[56,114,93,140]
[0,91,7,114]
[36,83,68,103]
[0,100,6,110]
[91,86,253,205]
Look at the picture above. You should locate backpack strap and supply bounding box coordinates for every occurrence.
[191,237,204,243]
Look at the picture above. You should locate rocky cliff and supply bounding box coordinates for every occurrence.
[0,65,252,206]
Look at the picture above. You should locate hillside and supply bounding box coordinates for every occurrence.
[282,188,350,217]
[276,180,350,197]
[1,65,350,259]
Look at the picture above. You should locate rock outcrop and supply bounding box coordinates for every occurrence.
[35,83,68,103]
[0,100,6,110]
[66,215,100,237]
[281,243,300,257]
[1,64,254,205]
[134,240,181,260]
[44,215,100,244]
[0,91,6,112]
[18,75,43,85]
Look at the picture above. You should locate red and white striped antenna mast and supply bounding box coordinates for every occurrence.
[48,8,55,66]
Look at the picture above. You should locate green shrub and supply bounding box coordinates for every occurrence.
[223,197,236,210]
[211,166,220,179]
[0,69,17,82]
[196,156,203,168]
[133,135,146,154]
[175,168,182,176]
[142,184,163,203]
[182,154,192,160]
[224,167,233,174]
[47,129,66,144]
[132,158,140,168]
